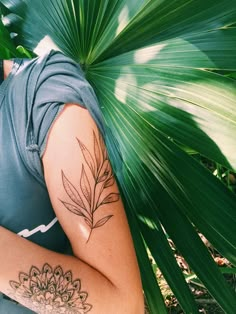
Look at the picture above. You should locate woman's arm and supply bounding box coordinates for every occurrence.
[0,104,144,313]
[3,60,13,79]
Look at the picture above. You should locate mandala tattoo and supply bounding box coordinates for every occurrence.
[60,131,119,242]
[9,263,92,314]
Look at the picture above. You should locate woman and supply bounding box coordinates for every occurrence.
[0,51,144,313]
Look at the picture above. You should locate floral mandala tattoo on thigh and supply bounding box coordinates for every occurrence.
[60,131,119,242]
[9,263,92,314]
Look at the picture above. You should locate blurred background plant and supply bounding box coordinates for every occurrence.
[148,153,236,313]
[0,1,236,313]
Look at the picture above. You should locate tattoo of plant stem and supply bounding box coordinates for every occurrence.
[60,131,119,242]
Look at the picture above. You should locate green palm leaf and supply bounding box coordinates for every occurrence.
[1,0,236,313]
[0,16,18,57]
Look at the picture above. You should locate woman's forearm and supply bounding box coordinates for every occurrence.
[0,226,133,314]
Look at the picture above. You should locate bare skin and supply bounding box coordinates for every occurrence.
[3,60,13,79]
[0,104,144,313]
[0,58,145,312]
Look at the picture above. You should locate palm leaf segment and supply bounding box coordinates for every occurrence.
[1,0,236,313]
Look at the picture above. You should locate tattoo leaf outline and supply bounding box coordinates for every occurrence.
[99,193,120,206]
[94,132,101,172]
[62,171,85,208]
[77,139,96,177]
[60,132,119,242]
[60,200,84,216]
[93,215,113,229]
[80,165,92,207]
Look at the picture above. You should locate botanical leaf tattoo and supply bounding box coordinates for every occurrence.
[93,215,114,229]
[60,132,119,242]
[93,132,101,172]
[99,193,120,207]
[9,263,92,314]
[62,171,85,209]
[77,139,95,177]
[80,165,92,207]
[60,200,84,216]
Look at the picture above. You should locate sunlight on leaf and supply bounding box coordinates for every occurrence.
[1,0,236,312]
[134,43,167,64]
[114,72,137,104]
[138,215,156,230]
[33,35,59,56]
[116,5,130,36]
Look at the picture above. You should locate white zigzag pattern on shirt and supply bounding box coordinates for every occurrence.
[17,217,58,238]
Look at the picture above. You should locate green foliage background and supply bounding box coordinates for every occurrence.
[0,1,236,312]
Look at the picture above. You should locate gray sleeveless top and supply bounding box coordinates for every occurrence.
[0,50,104,312]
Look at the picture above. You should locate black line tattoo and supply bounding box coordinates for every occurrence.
[9,263,92,314]
[60,131,119,242]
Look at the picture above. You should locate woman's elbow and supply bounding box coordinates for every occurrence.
[131,296,145,314]
[118,288,145,314]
